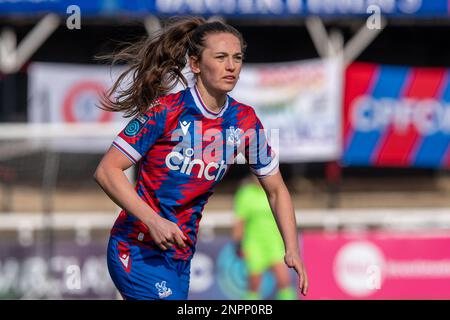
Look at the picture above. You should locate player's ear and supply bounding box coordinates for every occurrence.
[189,55,200,75]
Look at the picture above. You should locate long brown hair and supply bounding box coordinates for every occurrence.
[99,17,246,118]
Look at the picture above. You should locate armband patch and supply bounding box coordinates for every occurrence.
[124,114,149,137]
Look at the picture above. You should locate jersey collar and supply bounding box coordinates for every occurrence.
[190,85,229,119]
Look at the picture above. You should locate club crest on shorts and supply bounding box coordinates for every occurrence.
[124,114,149,137]
[155,281,172,299]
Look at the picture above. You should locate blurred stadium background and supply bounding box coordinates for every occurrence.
[1,0,450,299]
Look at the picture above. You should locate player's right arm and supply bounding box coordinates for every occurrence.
[94,140,186,251]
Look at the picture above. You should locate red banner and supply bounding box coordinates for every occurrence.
[343,62,450,168]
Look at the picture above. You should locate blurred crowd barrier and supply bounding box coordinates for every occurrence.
[0,210,449,299]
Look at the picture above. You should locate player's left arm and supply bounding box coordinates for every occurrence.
[258,170,309,296]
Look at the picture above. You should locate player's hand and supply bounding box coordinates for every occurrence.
[284,252,309,296]
[145,216,187,251]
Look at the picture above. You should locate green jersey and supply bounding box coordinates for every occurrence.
[234,183,285,273]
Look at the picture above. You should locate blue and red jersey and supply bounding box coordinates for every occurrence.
[111,86,279,261]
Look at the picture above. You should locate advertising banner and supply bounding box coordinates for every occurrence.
[302,230,450,299]
[231,58,342,162]
[0,240,116,299]
[28,63,127,152]
[191,237,299,299]
[343,62,450,168]
[0,236,299,300]
[3,230,448,300]
[1,0,448,18]
[28,63,125,125]
[29,59,341,161]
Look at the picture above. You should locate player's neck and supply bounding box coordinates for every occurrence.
[195,82,227,114]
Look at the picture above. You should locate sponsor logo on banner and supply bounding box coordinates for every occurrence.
[155,0,443,17]
[333,241,385,297]
[28,63,128,152]
[29,63,126,125]
[62,81,112,123]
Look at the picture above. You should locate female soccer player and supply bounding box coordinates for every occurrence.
[233,175,298,300]
[94,17,308,300]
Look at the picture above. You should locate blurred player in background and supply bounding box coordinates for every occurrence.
[233,175,298,300]
[94,16,308,300]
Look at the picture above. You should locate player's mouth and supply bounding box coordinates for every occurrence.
[223,75,236,82]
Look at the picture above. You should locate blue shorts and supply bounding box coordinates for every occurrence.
[107,236,191,300]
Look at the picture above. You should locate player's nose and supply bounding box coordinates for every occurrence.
[225,57,236,71]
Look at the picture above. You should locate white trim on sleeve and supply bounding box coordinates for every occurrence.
[112,136,142,163]
[250,152,280,178]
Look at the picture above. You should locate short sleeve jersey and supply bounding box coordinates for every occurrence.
[234,183,284,247]
[111,86,279,260]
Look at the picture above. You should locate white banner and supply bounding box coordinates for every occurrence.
[28,59,342,160]
[28,63,126,124]
[28,63,127,152]
[231,58,342,162]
